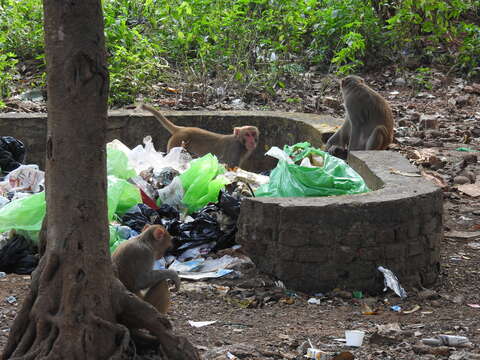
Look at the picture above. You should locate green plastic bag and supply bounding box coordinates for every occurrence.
[0,192,46,240]
[179,153,228,213]
[107,175,142,220]
[0,176,141,242]
[107,147,136,180]
[256,142,370,197]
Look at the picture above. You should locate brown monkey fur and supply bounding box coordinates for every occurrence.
[326,75,394,155]
[141,104,260,168]
[112,224,180,314]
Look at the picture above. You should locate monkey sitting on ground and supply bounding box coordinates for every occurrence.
[112,224,180,314]
[325,75,394,158]
[141,104,260,168]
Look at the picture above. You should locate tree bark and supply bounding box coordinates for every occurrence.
[2,0,199,359]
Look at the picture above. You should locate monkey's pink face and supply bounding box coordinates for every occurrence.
[235,126,259,151]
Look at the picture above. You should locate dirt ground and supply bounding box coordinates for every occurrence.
[1,69,480,359]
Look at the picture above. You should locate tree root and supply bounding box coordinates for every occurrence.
[2,259,201,360]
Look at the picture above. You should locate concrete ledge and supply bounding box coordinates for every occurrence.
[0,110,341,172]
[236,151,442,294]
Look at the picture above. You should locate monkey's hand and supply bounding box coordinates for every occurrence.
[169,270,181,292]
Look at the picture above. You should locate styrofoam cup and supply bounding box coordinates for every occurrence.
[345,330,365,347]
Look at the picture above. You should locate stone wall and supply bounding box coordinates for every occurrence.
[236,151,443,294]
[0,110,339,172]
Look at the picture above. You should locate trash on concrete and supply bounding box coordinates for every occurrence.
[188,320,217,328]
[179,269,234,280]
[345,330,365,347]
[377,266,407,299]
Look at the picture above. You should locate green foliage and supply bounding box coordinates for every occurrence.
[0,0,479,107]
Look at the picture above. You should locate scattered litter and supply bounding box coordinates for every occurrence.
[389,168,421,177]
[422,335,471,348]
[308,298,321,305]
[352,291,363,299]
[0,136,26,174]
[345,330,365,347]
[390,305,401,312]
[361,303,378,315]
[1,165,44,193]
[457,183,480,198]
[378,266,407,298]
[188,320,217,328]
[403,305,421,314]
[467,304,480,309]
[305,347,329,359]
[0,271,6,278]
[5,295,17,304]
[226,352,239,360]
[445,231,480,240]
[467,242,480,250]
[456,147,478,152]
[179,269,233,280]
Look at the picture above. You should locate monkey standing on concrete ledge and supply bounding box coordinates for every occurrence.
[141,104,260,168]
[326,75,394,157]
[112,224,180,314]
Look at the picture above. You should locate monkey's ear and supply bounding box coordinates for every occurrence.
[141,224,151,233]
[233,127,241,137]
[153,226,165,240]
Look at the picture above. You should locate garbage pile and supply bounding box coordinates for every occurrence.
[0,136,369,276]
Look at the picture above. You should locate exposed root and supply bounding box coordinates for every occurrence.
[2,262,200,360]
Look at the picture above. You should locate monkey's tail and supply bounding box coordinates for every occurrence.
[141,104,180,134]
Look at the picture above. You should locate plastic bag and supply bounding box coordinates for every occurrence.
[180,154,229,213]
[2,165,44,193]
[107,176,142,220]
[0,192,45,239]
[0,232,38,274]
[0,136,26,174]
[107,147,136,180]
[256,143,370,197]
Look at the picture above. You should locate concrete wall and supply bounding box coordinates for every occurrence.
[0,110,340,172]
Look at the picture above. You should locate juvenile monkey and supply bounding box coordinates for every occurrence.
[141,104,260,168]
[325,75,394,156]
[112,224,180,314]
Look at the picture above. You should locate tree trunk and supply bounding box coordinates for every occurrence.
[2,0,199,359]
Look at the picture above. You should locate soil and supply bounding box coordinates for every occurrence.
[1,67,480,359]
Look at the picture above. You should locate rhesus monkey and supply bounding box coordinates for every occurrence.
[112,224,180,314]
[325,75,394,157]
[141,104,260,168]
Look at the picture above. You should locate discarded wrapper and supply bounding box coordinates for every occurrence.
[377,266,407,299]
[305,348,329,359]
[422,335,471,347]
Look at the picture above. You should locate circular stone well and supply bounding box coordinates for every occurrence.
[0,110,442,293]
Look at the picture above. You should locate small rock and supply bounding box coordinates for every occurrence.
[395,77,406,86]
[330,288,352,299]
[455,95,470,107]
[427,130,443,138]
[423,141,443,148]
[453,176,471,185]
[5,296,17,304]
[462,154,478,164]
[458,170,476,183]
[406,138,424,146]
[418,289,440,300]
[323,96,342,110]
[419,115,439,130]
[409,112,421,122]
[471,127,480,137]
[397,118,410,127]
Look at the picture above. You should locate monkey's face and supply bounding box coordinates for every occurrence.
[234,126,259,151]
[146,225,173,259]
[341,75,364,89]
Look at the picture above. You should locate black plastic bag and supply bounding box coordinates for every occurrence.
[0,136,26,173]
[0,233,38,275]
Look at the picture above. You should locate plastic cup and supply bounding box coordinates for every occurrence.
[345,330,365,347]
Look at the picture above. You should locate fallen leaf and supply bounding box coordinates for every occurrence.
[457,183,480,197]
[403,305,421,314]
[421,170,447,188]
[389,168,421,177]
